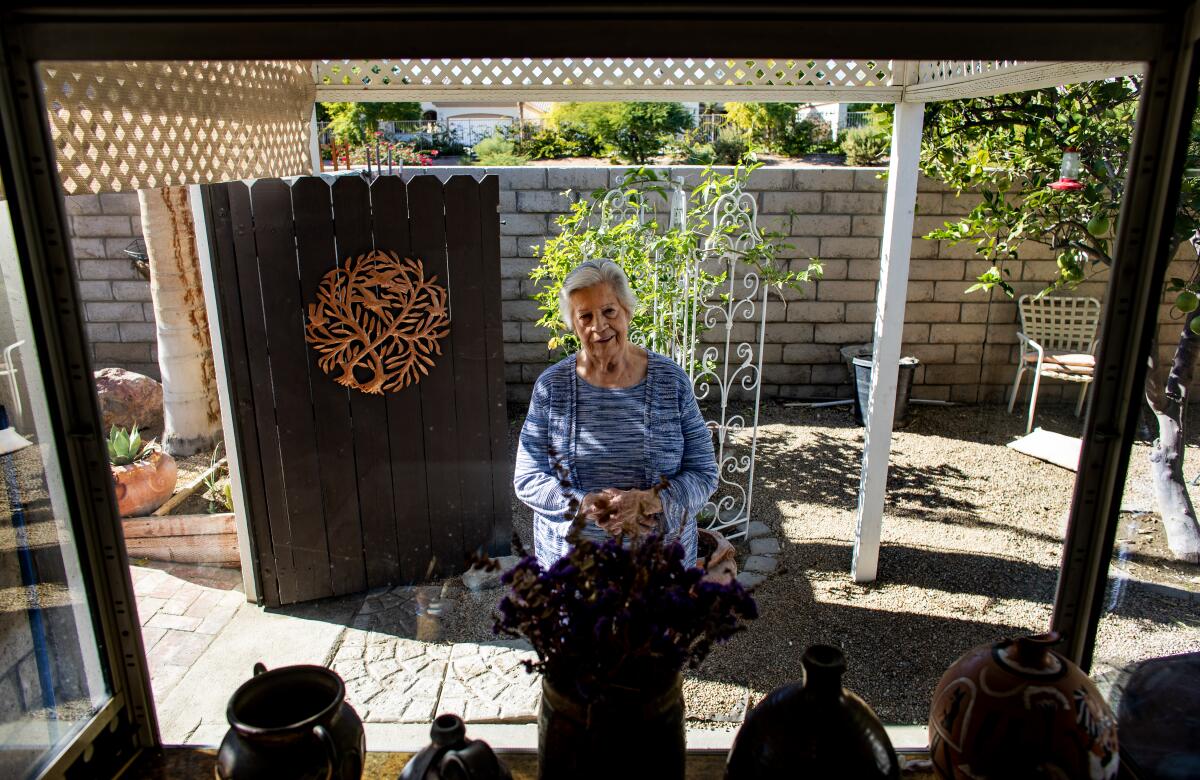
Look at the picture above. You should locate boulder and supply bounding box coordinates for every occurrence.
[94,368,163,433]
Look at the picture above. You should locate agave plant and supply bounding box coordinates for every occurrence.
[107,425,156,466]
[202,442,234,511]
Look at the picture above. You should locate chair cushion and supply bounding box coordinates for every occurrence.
[1023,350,1095,369]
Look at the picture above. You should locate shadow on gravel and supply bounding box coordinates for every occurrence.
[689,559,1035,725]
[787,540,1059,604]
[752,426,981,521]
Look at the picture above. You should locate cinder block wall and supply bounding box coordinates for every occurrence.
[66,166,1184,404]
[65,192,159,380]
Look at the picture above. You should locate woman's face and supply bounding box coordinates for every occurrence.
[569,283,630,363]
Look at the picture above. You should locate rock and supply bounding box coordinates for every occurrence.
[747,521,772,539]
[462,555,520,591]
[737,572,766,589]
[94,368,163,433]
[743,555,778,574]
[749,537,781,555]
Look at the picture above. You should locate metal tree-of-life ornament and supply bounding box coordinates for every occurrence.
[304,250,450,394]
[591,173,767,540]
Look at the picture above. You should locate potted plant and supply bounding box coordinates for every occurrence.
[493,482,757,779]
[108,425,177,517]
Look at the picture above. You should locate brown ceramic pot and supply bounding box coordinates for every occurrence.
[112,449,177,517]
[929,631,1119,779]
[725,644,899,779]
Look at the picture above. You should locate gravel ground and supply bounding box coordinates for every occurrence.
[444,399,1200,726]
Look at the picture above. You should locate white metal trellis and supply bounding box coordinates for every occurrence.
[589,172,769,541]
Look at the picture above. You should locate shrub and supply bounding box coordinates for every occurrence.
[512,123,603,160]
[610,103,694,164]
[469,136,528,166]
[711,126,750,164]
[842,127,890,165]
[546,101,693,163]
[532,165,817,355]
[420,129,467,157]
[318,101,422,145]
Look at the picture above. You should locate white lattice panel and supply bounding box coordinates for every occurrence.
[42,61,316,194]
[916,60,1028,84]
[315,58,897,100]
[907,60,1142,101]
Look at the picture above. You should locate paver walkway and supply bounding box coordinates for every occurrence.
[131,522,780,743]
[131,563,244,701]
[132,565,542,742]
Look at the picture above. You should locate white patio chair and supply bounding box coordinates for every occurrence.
[1007,295,1101,434]
[0,340,23,423]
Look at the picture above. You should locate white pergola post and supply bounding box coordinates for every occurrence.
[309,105,321,174]
[851,100,925,584]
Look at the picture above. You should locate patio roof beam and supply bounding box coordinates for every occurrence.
[852,99,925,584]
[314,87,908,103]
[312,59,1143,105]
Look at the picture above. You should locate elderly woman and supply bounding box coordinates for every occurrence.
[514,259,718,568]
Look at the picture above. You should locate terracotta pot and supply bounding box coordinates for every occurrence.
[539,672,684,780]
[112,449,177,517]
[726,644,899,779]
[696,528,738,584]
[928,631,1119,779]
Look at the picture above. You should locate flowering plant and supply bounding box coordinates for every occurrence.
[492,462,757,699]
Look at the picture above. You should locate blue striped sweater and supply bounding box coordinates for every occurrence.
[514,351,718,568]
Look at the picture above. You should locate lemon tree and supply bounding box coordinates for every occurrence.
[922,77,1200,563]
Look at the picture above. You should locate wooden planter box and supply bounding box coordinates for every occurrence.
[121,513,239,568]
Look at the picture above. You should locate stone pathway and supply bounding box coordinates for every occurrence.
[132,530,774,742]
[329,584,541,724]
[736,520,782,589]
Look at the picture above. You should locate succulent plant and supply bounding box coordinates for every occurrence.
[107,425,155,466]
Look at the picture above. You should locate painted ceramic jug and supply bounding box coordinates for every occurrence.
[929,631,1118,779]
[217,663,364,780]
[725,644,900,779]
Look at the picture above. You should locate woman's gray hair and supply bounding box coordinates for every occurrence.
[559,259,638,327]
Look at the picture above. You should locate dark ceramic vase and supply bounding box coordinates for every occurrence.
[928,631,1119,779]
[725,644,900,779]
[399,713,512,780]
[217,663,364,780]
[538,672,685,780]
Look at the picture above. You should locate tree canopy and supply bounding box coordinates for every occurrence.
[317,101,422,145]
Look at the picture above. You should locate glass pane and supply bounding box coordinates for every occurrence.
[1088,65,1200,779]
[0,199,111,777]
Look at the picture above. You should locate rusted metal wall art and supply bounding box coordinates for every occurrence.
[305,250,451,394]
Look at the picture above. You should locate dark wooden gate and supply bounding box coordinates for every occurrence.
[199,174,511,606]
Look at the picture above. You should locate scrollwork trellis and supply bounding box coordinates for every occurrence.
[591,173,771,540]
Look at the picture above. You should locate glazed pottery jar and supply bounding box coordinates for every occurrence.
[400,713,512,779]
[725,644,900,779]
[539,672,684,780]
[928,632,1118,779]
[217,663,364,780]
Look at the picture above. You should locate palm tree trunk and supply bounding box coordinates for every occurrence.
[1146,309,1200,563]
[137,186,221,456]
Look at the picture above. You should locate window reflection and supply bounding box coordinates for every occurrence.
[0,200,109,777]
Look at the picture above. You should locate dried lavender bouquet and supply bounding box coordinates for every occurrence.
[493,450,757,700]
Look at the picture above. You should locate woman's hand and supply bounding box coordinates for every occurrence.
[578,492,614,529]
[598,488,662,537]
